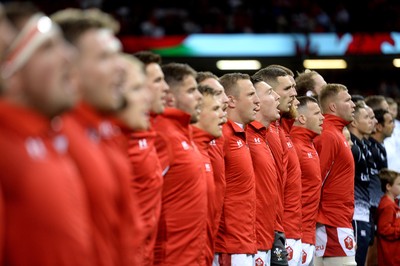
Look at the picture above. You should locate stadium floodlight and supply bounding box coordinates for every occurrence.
[303,59,347,69]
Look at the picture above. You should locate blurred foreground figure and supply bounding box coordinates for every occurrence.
[0,3,15,57]
[192,84,224,266]
[52,8,142,265]
[130,51,168,265]
[113,54,159,265]
[197,71,229,264]
[0,6,97,265]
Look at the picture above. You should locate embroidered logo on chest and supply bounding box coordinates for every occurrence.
[53,135,68,154]
[25,137,47,159]
[205,163,212,172]
[236,139,244,148]
[254,137,261,144]
[99,121,114,139]
[287,141,293,148]
[181,141,190,150]
[138,138,148,150]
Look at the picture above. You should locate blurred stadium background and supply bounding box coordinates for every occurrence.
[3,0,400,97]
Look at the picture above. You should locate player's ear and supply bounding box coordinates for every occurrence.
[227,95,236,108]
[298,114,306,125]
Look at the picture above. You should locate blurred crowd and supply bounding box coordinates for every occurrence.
[3,0,400,36]
[1,1,400,266]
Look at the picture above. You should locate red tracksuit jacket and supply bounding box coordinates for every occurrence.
[282,118,302,240]
[247,121,278,251]
[215,120,257,254]
[63,102,141,266]
[377,195,400,266]
[153,108,207,265]
[208,135,226,247]
[266,120,288,233]
[109,117,163,266]
[128,127,163,266]
[0,100,95,265]
[291,126,322,245]
[314,114,355,228]
[193,126,218,265]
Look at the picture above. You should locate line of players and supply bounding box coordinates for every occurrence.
[1,3,400,266]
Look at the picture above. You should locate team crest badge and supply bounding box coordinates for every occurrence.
[286,246,293,260]
[302,249,307,264]
[344,236,354,250]
[255,257,264,266]
[273,248,284,261]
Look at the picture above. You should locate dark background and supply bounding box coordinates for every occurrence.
[2,0,400,97]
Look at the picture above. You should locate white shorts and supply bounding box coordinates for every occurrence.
[314,256,357,266]
[301,243,315,266]
[254,250,271,266]
[285,239,302,266]
[213,253,255,266]
[315,224,355,257]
